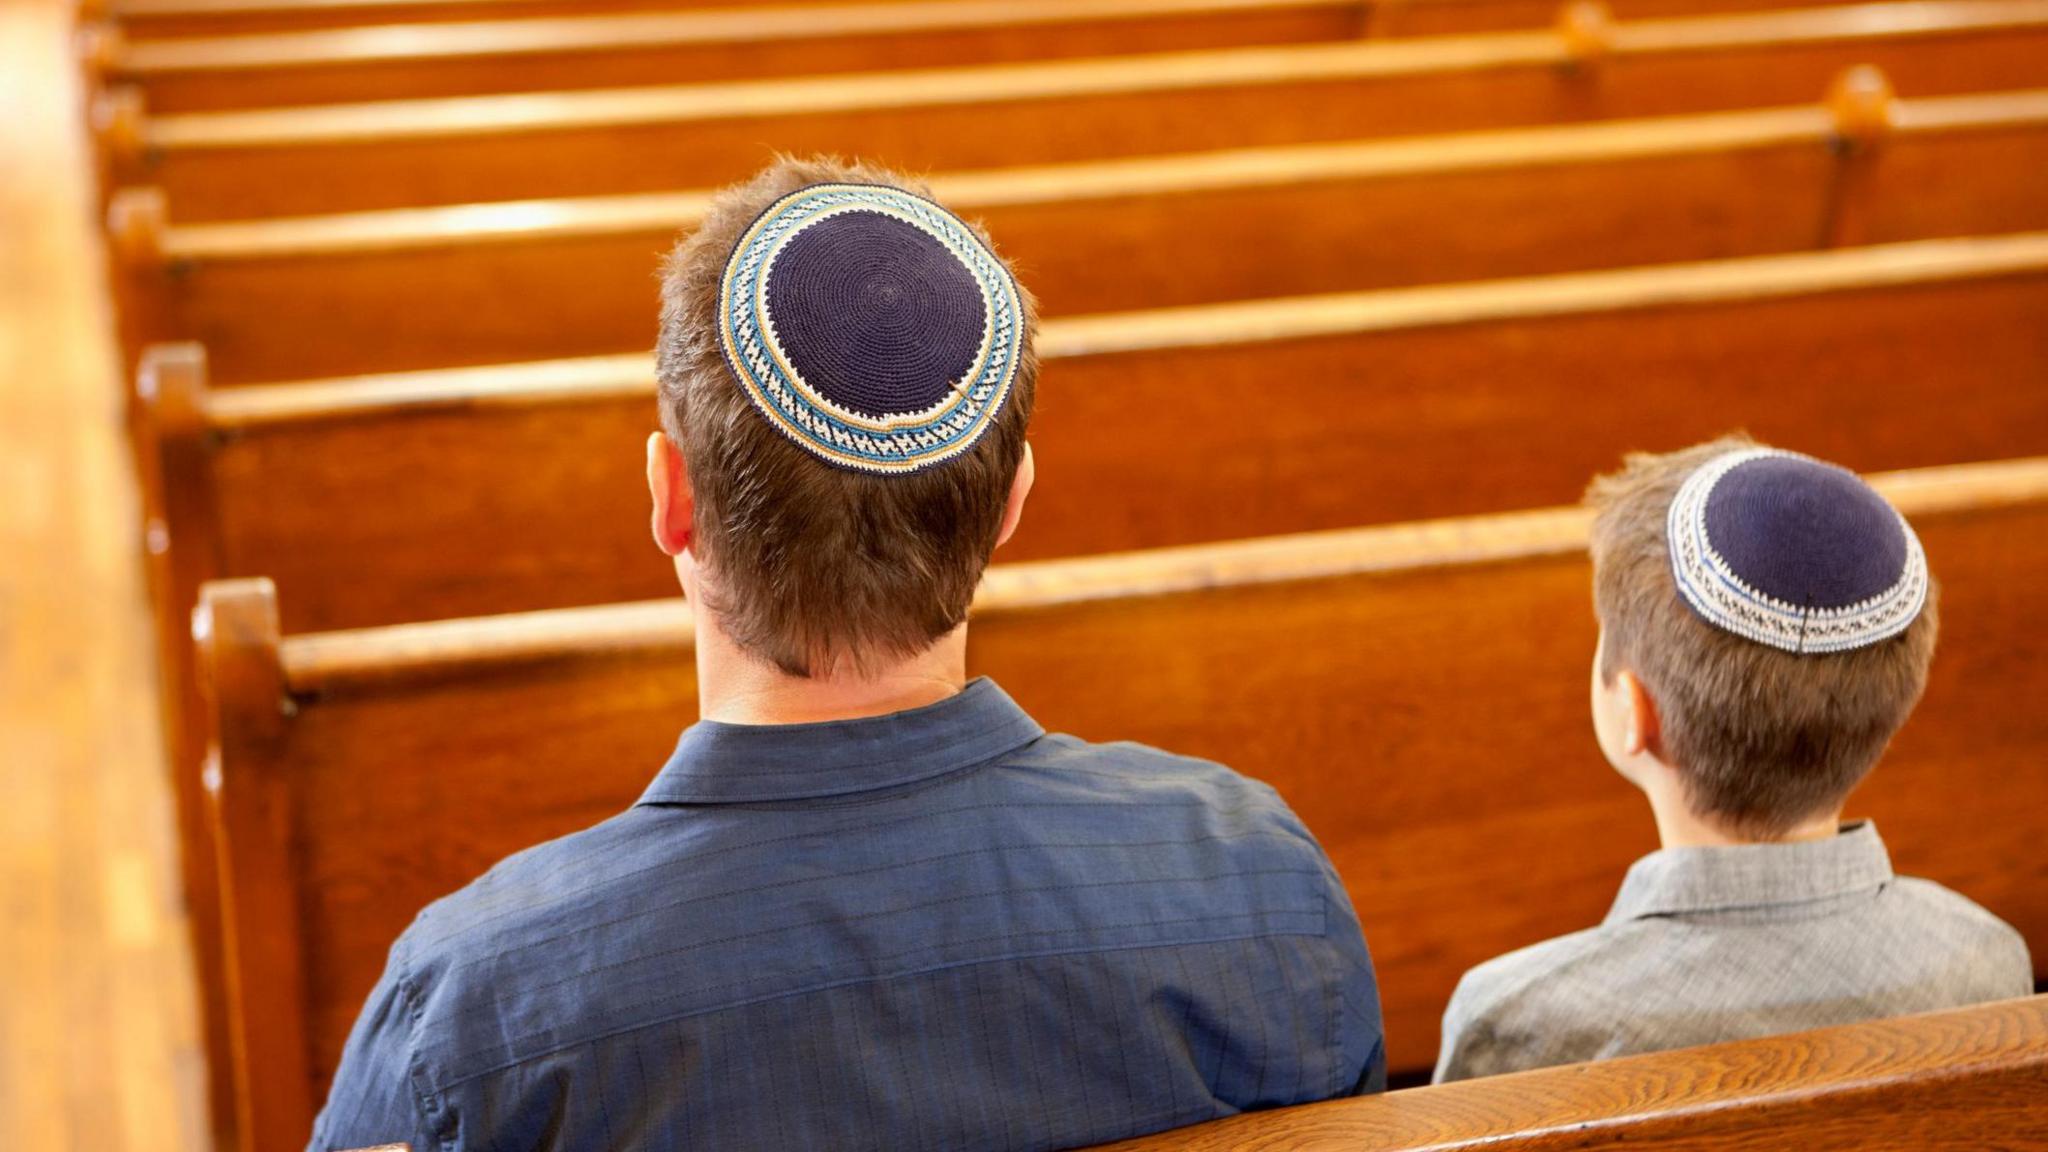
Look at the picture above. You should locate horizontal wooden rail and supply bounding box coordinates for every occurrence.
[132,0,2048,151]
[1090,996,2048,1150]
[116,0,1357,71]
[276,455,2048,692]
[157,105,1841,260]
[96,0,2048,222]
[100,0,1374,112]
[193,232,2048,430]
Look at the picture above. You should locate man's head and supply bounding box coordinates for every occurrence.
[651,157,1039,679]
[1585,436,1938,839]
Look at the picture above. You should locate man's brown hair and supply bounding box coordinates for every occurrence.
[655,156,1038,678]
[1586,435,1938,837]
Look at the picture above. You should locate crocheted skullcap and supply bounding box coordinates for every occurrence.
[716,182,1025,474]
[1667,447,1928,654]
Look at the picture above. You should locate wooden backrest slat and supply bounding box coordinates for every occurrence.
[1087,996,2048,1150]
[106,0,2048,221]
[194,459,2048,1145]
[108,0,1377,113]
[197,232,2048,428]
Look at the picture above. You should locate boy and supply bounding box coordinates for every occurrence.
[1435,437,2030,1082]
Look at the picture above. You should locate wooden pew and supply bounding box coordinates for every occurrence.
[90,0,1380,112]
[103,80,2048,383]
[1090,997,2048,1150]
[94,0,2048,222]
[135,233,2048,638]
[95,0,1896,40]
[189,457,2048,1152]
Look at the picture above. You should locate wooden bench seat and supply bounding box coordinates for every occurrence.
[92,0,1378,113]
[1088,996,2048,1150]
[190,457,2048,1151]
[105,80,2048,382]
[95,0,2048,221]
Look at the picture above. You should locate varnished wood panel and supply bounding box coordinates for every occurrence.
[105,0,1884,39]
[115,1,1368,111]
[193,468,2048,1146]
[117,2,2048,220]
[118,95,2048,383]
[156,250,2048,635]
[138,122,1850,382]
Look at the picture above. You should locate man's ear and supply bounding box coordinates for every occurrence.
[646,432,694,557]
[1619,670,1662,757]
[994,442,1035,550]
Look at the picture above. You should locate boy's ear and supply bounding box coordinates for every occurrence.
[1620,670,1663,757]
[646,432,694,557]
[994,442,1035,550]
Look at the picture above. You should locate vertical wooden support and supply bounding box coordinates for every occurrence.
[1553,0,1612,118]
[1820,65,1897,249]
[106,186,170,395]
[195,578,316,1152]
[135,343,244,1152]
[1356,0,1410,38]
[87,83,145,209]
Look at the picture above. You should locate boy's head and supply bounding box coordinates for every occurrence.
[1585,436,1938,839]
[651,157,1039,678]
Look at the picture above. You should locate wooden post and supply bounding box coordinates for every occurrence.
[195,578,315,1152]
[105,186,169,394]
[135,343,243,1152]
[1356,0,1409,38]
[1821,65,1897,249]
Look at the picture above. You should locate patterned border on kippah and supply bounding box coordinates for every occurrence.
[1667,447,1929,654]
[717,182,1025,475]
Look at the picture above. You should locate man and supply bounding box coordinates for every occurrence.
[1434,437,2029,1082]
[312,157,1384,1151]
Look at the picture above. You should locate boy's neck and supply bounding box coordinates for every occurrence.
[1644,776,1844,850]
[692,602,970,727]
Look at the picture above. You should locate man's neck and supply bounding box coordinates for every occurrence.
[693,608,970,726]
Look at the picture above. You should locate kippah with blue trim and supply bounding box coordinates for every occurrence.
[716,182,1025,475]
[1667,447,1928,654]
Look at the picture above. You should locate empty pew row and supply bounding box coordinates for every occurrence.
[94,0,2048,221]
[190,457,2048,1151]
[136,234,2048,641]
[1087,997,2048,1150]
[90,0,1899,40]
[86,0,1379,112]
[104,79,2048,383]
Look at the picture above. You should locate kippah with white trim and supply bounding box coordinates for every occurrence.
[1667,447,1929,654]
[716,182,1025,475]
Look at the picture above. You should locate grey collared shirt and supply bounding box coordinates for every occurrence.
[1434,821,2031,1082]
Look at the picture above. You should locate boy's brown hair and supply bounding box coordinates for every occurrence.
[655,157,1039,678]
[1586,435,1938,837]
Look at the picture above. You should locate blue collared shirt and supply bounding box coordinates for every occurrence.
[313,679,1384,1151]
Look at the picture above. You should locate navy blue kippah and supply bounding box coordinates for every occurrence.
[1668,448,1928,654]
[717,182,1024,474]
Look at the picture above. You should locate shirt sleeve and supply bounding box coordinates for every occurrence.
[308,942,438,1152]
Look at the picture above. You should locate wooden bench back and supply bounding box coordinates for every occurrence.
[99,0,2048,221]
[192,457,2048,1151]
[139,235,2048,637]
[99,0,1372,112]
[105,81,2048,383]
[1088,996,2048,1150]
[97,0,1890,40]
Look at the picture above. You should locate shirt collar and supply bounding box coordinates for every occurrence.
[638,677,1045,805]
[1605,820,1894,923]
